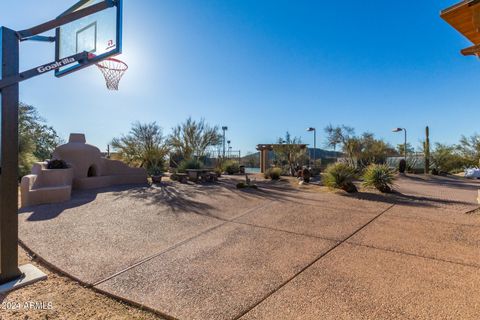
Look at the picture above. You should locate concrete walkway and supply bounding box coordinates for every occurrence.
[18,175,480,319]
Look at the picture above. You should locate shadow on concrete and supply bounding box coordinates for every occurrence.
[400,174,480,191]
[109,178,319,218]
[340,189,473,208]
[19,184,148,221]
[112,183,217,217]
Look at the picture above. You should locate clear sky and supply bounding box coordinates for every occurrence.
[0,0,478,155]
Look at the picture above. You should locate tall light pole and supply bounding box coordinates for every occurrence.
[227,140,231,157]
[222,126,228,158]
[392,127,407,161]
[307,127,316,168]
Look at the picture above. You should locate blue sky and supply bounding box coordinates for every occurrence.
[0,0,478,155]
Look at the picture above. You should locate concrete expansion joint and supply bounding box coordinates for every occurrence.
[232,203,397,320]
[349,242,480,270]
[91,202,275,287]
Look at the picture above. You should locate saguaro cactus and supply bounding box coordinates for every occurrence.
[424,126,430,174]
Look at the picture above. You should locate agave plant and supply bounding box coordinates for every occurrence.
[322,163,357,193]
[362,164,395,193]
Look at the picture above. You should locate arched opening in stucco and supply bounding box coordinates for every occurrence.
[87,165,97,177]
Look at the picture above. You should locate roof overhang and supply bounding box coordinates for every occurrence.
[441,0,480,55]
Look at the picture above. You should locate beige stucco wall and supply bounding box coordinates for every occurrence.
[21,133,148,207]
[21,163,73,207]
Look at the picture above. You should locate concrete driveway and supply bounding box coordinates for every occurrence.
[18,175,480,319]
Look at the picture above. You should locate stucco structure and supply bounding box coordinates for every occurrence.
[21,133,147,207]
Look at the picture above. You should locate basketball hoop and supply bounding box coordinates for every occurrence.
[95,57,128,90]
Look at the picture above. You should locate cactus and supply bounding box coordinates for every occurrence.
[424,126,430,174]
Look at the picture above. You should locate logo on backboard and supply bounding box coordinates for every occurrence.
[37,58,76,73]
[106,39,116,51]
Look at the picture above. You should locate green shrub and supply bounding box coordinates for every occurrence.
[264,167,282,180]
[214,167,222,177]
[19,152,38,178]
[222,160,240,175]
[177,158,203,173]
[47,159,68,169]
[362,164,395,193]
[145,157,166,176]
[147,165,163,177]
[322,163,357,193]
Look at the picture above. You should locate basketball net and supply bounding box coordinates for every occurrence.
[95,58,128,90]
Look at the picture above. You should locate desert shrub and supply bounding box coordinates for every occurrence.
[322,163,357,193]
[214,167,222,177]
[264,167,282,180]
[147,165,163,176]
[47,159,68,169]
[19,152,38,178]
[177,158,203,173]
[362,164,395,193]
[431,143,471,174]
[144,156,166,176]
[222,160,240,175]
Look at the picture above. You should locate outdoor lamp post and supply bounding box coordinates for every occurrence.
[227,140,231,157]
[307,127,316,167]
[222,126,228,158]
[392,127,407,161]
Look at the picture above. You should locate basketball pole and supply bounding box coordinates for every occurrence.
[0,26,22,283]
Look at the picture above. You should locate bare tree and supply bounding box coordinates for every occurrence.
[324,124,356,167]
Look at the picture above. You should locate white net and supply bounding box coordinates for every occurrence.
[95,58,128,90]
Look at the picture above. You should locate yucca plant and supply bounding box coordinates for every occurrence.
[322,163,357,193]
[362,164,395,193]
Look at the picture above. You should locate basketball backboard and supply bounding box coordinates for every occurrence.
[55,0,122,77]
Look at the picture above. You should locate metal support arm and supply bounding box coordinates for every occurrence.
[0,52,88,90]
[21,35,56,43]
[17,0,115,40]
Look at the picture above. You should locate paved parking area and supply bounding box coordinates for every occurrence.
[18,175,480,319]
